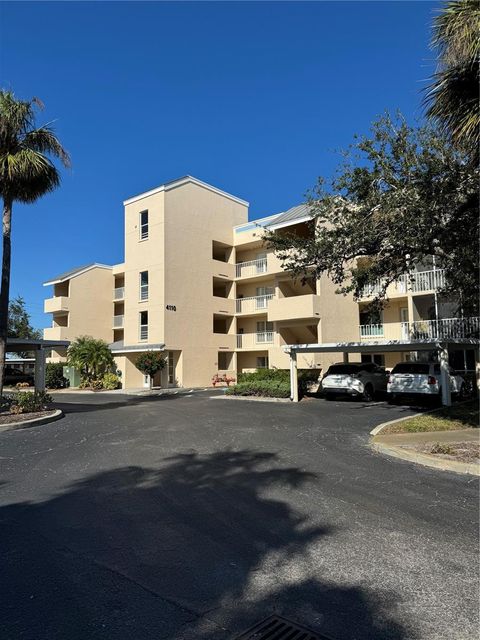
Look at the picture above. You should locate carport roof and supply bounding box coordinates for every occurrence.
[7,338,70,352]
[284,338,480,354]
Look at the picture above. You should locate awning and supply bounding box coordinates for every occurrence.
[283,338,479,355]
[109,341,165,354]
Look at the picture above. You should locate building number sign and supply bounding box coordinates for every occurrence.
[166,304,177,312]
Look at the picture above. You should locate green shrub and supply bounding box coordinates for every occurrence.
[227,379,290,398]
[10,391,52,414]
[90,379,104,391]
[0,394,14,412]
[102,372,120,390]
[45,363,69,389]
[231,368,320,398]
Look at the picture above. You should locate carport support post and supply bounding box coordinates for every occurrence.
[289,350,298,402]
[439,346,451,407]
[34,348,46,392]
[343,352,349,363]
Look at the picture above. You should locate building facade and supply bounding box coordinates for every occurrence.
[43,176,479,389]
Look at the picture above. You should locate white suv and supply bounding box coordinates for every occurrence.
[387,362,465,401]
[321,362,388,401]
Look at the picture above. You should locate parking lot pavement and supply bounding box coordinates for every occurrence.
[0,392,478,640]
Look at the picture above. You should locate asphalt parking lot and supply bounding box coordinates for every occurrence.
[0,391,478,640]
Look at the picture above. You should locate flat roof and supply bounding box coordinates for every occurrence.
[284,338,480,354]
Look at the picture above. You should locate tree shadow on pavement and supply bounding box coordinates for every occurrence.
[0,449,412,640]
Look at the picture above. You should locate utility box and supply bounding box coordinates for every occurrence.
[63,366,81,388]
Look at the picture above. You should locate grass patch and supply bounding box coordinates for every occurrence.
[383,400,479,434]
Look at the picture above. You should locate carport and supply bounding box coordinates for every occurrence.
[285,338,479,406]
[6,338,70,391]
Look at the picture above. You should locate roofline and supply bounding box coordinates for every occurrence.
[123,175,249,207]
[43,263,112,286]
[283,338,480,354]
[268,214,312,231]
[233,212,281,231]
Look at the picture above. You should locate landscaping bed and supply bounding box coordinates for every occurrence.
[226,368,320,399]
[399,441,479,465]
[0,409,57,425]
[381,400,479,434]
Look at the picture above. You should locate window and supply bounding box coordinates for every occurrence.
[256,286,274,309]
[256,321,273,343]
[139,311,148,340]
[256,252,267,273]
[256,356,268,369]
[139,210,149,240]
[168,351,175,384]
[140,271,149,300]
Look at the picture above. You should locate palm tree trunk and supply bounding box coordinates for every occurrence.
[0,198,12,395]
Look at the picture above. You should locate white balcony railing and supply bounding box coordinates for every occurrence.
[359,317,479,341]
[235,294,275,314]
[140,284,148,301]
[236,332,275,349]
[139,325,148,340]
[114,287,125,300]
[399,269,446,293]
[113,315,124,328]
[360,269,447,298]
[235,258,268,279]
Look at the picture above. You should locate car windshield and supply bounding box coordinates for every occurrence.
[326,365,360,375]
[391,363,430,375]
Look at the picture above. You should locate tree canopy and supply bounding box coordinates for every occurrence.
[67,336,114,383]
[8,296,41,340]
[264,114,479,315]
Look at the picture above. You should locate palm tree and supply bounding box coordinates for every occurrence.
[67,336,114,384]
[0,91,70,393]
[425,0,480,161]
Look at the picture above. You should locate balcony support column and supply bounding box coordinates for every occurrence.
[439,345,451,407]
[34,348,46,392]
[289,350,298,402]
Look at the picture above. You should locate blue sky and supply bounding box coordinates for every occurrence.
[1,0,439,329]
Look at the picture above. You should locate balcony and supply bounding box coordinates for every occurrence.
[212,296,235,315]
[267,294,321,323]
[44,326,69,340]
[235,294,275,315]
[113,287,125,301]
[44,296,69,314]
[359,317,480,341]
[235,254,283,280]
[360,269,446,298]
[235,331,276,350]
[113,315,124,328]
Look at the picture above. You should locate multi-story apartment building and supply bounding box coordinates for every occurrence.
[43,175,479,389]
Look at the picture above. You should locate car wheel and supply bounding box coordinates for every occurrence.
[363,384,374,402]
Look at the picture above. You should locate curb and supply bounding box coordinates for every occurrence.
[0,409,64,432]
[211,395,292,403]
[372,441,480,476]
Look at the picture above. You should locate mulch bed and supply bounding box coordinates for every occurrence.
[0,409,57,425]
[401,441,480,465]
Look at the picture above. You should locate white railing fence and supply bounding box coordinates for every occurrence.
[235,294,275,314]
[139,325,148,340]
[113,315,124,328]
[359,317,479,341]
[236,332,275,349]
[235,258,268,278]
[360,269,447,297]
[114,287,125,300]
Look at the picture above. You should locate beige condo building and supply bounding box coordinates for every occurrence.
[43,176,478,389]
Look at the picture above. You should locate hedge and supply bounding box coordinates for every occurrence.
[227,368,320,398]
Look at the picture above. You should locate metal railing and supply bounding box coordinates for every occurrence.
[360,269,447,298]
[114,287,125,300]
[113,315,124,328]
[236,332,275,349]
[399,269,446,293]
[359,317,479,341]
[139,325,148,340]
[235,294,275,314]
[235,257,268,278]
